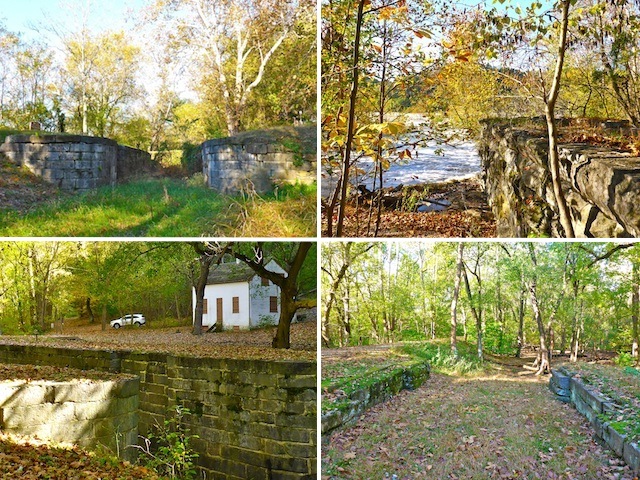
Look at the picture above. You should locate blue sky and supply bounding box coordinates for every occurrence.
[0,0,148,41]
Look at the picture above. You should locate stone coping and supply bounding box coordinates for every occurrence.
[479,120,640,237]
[4,134,118,145]
[201,125,316,154]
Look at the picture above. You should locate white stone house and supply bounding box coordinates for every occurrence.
[192,260,285,331]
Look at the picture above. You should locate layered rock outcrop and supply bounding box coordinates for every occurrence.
[478,120,640,237]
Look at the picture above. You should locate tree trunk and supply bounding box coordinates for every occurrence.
[335,0,365,236]
[569,280,580,362]
[322,243,355,347]
[516,285,525,358]
[462,266,482,360]
[545,0,575,238]
[528,244,550,374]
[86,297,95,323]
[192,255,212,335]
[632,264,639,362]
[341,282,351,344]
[175,293,182,322]
[272,284,297,349]
[101,303,107,332]
[450,243,464,357]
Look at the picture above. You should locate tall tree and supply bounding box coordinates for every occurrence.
[233,242,315,348]
[450,242,464,357]
[190,242,232,336]
[152,0,311,136]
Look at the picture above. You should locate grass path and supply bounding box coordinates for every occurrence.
[322,361,636,479]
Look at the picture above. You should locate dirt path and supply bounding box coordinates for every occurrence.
[322,361,636,479]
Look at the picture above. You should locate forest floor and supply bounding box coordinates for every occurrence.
[323,178,496,237]
[0,432,157,480]
[0,318,317,362]
[322,347,637,479]
[0,160,316,237]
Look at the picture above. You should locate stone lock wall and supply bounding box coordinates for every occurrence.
[549,368,640,473]
[0,135,154,192]
[202,126,317,194]
[0,376,139,461]
[0,345,317,480]
[321,361,430,436]
[478,120,640,237]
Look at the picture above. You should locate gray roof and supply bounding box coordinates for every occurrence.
[206,262,257,285]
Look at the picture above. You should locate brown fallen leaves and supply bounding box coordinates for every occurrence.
[323,179,496,237]
[322,368,638,480]
[0,363,131,382]
[0,159,67,215]
[0,320,317,362]
[0,433,158,480]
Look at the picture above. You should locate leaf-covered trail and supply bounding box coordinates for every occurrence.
[322,366,637,479]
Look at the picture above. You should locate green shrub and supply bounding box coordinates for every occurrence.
[400,329,428,341]
[136,405,199,479]
[181,142,202,174]
[615,352,636,367]
[400,342,484,375]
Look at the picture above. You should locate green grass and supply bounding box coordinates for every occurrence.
[399,340,485,375]
[0,177,316,237]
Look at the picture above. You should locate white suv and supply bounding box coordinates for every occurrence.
[110,314,146,329]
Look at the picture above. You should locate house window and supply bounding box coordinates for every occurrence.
[269,296,278,313]
[232,296,240,313]
[261,277,269,287]
[203,299,208,314]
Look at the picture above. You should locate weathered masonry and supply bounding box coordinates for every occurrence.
[0,345,317,480]
[549,367,640,473]
[478,119,640,237]
[0,374,139,462]
[201,125,317,194]
[0,134,155,192]
[321,361,430,437]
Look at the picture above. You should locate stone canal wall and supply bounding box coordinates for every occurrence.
[478,120,640,237]
[550,367,640,473]
[321,361,430,436]
[0,375,139,461]
[0,134,154,192]
[0,344,317,480]
[202,125,317,194]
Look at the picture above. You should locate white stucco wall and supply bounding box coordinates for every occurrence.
[193,281,251,329]
[248,275,281,328]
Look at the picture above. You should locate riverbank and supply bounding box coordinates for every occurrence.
[322,177,496,237]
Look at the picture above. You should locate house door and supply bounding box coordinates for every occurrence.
[216,298,223,329]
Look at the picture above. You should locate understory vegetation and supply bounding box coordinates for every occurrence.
[322,242,640,374]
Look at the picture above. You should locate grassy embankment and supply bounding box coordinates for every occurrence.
[322,341,637,479]
[0,177,316,237]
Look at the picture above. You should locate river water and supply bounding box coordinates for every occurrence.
[321,133,482,198]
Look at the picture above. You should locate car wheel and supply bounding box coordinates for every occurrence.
[113,323,121,329]
[134,322,141,327]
